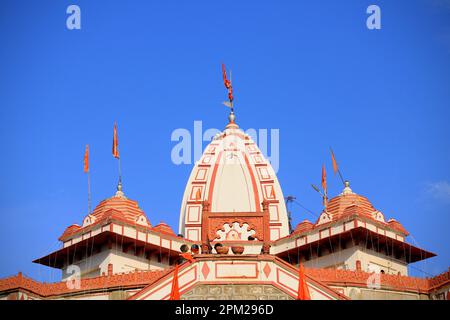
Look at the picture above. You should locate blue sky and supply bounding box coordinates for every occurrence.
[0,0,449,282]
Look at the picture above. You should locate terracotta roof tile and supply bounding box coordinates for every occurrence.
[293,220,314,234]
[152,222,176,236]
[0,269,170,298]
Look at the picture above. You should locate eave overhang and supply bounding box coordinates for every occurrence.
[275,226,435,264]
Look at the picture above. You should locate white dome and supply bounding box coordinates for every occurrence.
[179,119,289,242]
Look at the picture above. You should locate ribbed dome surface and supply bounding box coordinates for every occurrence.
[90,195,149,225]
[325,193,376,221]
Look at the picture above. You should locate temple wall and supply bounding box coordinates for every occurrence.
[107,250,168,273]
[302,246,407,275]
[61,243,170,280]
[355,248,407,275]
[334,286,429,300]
[303,247,358,270]
[181,284,294,300]
[61,249,109,280]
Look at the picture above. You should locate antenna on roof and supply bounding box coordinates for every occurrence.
[311,183,328,210]
[285,195,296,233]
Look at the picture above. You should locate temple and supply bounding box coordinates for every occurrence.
[0,104,449,301]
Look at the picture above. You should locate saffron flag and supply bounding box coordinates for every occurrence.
[84,145,89,173]
[331,148,338,175]
[112,122,119,159]
[297,262,311,300]
[322,164,328,208]
[179,252,195,263]
[222,64,231,89]
[169,264,180,300]
[321,164,327,194]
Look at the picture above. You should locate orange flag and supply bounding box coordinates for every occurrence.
[321,164,327,193]
[297,262,311,300]
[83,145,89,173]
[179,252,195,263]
[222,64,231,89]
[322,164,328,208]
[169,264,180,300]
[330,149,338,175]
[112,122,119,159]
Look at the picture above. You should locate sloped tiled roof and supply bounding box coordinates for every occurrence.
[293,220,314,234]
[152,222,176,236]
[0,269,170,298]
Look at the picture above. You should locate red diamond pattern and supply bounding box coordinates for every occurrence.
[201,262,210,279]
[263,263,272,278]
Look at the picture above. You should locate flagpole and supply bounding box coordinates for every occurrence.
[118,156,122,187]
[113,122,122,192]
[311,184,328,211]
[337,169,345,186]
[87,170,91,213]
[84,144,91,213]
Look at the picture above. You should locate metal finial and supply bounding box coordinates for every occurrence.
[341,180,354,195]
[225,110,239,129]
[115,180,126,198]
[228,111,236,123]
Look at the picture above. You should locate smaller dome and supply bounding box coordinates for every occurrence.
[322,192,376,222]
[88,195,151,227]
[153,222,176,236]
[388,219,409,236]
[58,224,81,240]
[293,220,314,234]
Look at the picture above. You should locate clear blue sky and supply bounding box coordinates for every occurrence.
[0,0,449,282]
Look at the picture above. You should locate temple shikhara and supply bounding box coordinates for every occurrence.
[0,67,449,301]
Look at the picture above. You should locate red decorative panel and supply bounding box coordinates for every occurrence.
[201,263,210,279]
[186,228,200,241]
[195,168,207,181]
[264,185,276,199]
[206,146,216,154]
[269,204,279,222]
[186,206,201,223]
[270,228,281,241]
[206,213,265,241]
[215,262,259,279]
[276,267,297,294]
[257,167,271,180]
[189,186,203,201]
[263,263,272,278]
[253,155,263,164]
[202,156,212,164]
